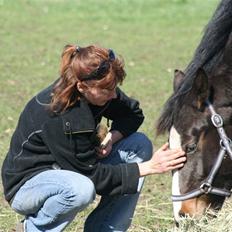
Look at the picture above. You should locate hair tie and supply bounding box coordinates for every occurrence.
[71,46,81,59]
[76,46,81,52]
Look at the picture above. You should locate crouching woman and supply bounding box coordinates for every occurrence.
[1,44,185,232]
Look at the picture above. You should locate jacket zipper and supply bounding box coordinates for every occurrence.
[64,129,94,135]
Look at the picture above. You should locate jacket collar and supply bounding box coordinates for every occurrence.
[36,82,96,134]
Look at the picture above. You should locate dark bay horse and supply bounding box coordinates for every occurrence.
[156,0,232,221]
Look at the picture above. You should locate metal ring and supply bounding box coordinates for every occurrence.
[211,114,223,128]
[220,138,232,150]
[200,182,212,194]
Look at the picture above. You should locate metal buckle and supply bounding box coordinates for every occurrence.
[211,114,223,128]
[200,182,212,194]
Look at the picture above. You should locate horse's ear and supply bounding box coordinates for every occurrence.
[191,68,209,110]
[173,69,185,92]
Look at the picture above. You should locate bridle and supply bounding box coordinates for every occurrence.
[172,100,232,202]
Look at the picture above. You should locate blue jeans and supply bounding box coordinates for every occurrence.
[11,132,153,232]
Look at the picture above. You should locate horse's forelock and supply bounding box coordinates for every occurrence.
[156,95,177,135]
[156,90,190,136]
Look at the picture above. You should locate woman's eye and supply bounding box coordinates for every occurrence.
[186,143,197,155]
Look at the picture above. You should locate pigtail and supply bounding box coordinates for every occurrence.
[50,45,80,113]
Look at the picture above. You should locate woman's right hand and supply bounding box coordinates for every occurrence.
[138,143,186,177]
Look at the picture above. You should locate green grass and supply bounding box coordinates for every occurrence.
[0,0,225,231]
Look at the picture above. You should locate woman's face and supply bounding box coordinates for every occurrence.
[78,83,117,106]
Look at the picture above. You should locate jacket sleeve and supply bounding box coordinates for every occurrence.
[73,157,141,196]
[103,87,144,136]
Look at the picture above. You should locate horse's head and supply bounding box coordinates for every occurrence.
[157,66,232,221]
[155,0,232,222]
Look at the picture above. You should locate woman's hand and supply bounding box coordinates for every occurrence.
[138,142,186,176]
[96,133,113,158]
[96,130,123,159]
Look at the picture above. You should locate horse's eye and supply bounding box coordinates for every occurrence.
[186,143,197,155]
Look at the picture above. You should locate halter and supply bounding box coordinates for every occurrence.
[172,100,232,202]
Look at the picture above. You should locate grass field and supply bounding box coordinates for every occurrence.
[0,0,225,231]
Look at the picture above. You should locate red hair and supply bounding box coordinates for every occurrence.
[50,44,126,113]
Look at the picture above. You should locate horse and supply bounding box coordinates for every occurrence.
[156,0,232,222]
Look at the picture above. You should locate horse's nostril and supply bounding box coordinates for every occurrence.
[179,211,186,218]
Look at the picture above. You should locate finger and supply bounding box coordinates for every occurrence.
[162,149,185,160]
[98,148,109,156]
[168,151,186,160]
[160,146,181,155]
[102,149,108,155]
[165,163,184,172]
[169,163,185,171]
[96,146,110,154]
[168,156,186,166]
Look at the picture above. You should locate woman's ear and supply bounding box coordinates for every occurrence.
[76,82,86,93]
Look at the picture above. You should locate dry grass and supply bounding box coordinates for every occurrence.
[173,199,232,232]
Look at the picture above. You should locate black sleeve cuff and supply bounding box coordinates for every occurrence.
[120,163,140,194]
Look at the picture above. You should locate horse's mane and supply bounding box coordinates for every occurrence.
[156,0,232,135]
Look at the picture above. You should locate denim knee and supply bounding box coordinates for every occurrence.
[62,174,96,210]
[129,132,153,161]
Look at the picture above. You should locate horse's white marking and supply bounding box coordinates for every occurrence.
[169,126,182,222]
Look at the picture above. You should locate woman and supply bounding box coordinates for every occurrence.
[1,44,186,232]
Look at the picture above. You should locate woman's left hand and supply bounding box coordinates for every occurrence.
[96,133,113,159]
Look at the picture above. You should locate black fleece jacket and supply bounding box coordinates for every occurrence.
[1,82,144,202]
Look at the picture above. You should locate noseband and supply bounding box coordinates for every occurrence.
[172,101,232,202]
